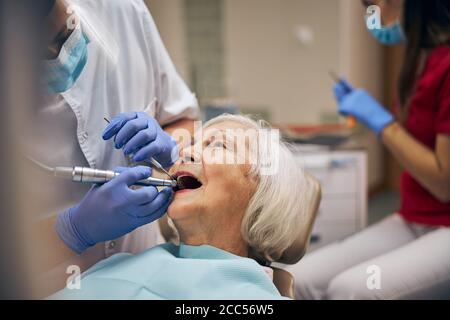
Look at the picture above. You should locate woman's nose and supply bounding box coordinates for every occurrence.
[179,145,202,164]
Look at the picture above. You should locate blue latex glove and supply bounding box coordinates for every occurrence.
[102,112,179,168]
[333,80,394,135]
[56,166,173,254]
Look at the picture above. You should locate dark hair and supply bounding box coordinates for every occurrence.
[399,0,450,120]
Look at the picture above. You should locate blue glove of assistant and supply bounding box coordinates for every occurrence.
[333,80,394,135]
[102,112,179,168]
[56,166,173,254]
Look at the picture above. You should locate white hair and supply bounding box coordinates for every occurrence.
[203,114,310,262]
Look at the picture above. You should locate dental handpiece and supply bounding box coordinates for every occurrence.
[53,166,178,187]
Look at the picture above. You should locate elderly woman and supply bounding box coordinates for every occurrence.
[49,114,310,299]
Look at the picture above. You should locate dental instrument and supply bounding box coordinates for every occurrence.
[329,70,357,129]
[54,166,177,187]
[329,70,351,93]
[26,155,177,187]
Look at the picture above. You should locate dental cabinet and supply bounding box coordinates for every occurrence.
[292,147,368,252]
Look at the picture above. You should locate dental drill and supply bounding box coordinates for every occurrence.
[26,156,178,187]
[54,166,178,187]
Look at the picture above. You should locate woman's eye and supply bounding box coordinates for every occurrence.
[210,140,226,149]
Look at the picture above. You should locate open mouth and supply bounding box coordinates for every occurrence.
[172,171,203,192]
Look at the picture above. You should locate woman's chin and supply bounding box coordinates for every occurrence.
[167,201,195,221]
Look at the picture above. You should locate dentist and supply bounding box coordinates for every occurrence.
[33,0,198,293]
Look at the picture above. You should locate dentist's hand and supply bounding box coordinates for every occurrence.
[102,112,178,168]
[333,80,394,135]
[56,166,173,254]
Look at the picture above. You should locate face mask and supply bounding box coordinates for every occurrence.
[44,25,90,93]
[366,18,406,45]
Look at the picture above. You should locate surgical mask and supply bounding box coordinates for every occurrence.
[366,19,406,45]
[44,24,90,93]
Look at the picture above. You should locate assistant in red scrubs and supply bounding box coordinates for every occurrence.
[399,44,450,225]
[289,0,450,300]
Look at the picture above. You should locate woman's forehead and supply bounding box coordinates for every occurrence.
[204,120,251,132]
[201,121,257,142]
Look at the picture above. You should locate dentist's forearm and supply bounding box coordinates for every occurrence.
[382,122,450,202]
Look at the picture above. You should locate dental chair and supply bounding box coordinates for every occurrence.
[159,173,322,299]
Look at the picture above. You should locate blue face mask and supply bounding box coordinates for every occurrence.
[44,25,90,93]
[366,19,406,45]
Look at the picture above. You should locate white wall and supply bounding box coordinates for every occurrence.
[145,0,190,81]
[147,0,384,123]
[223,0,340,123]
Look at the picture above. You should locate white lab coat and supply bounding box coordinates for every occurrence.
[31,0,198,290]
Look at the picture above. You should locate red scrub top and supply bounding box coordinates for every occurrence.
[398,44,450,226]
